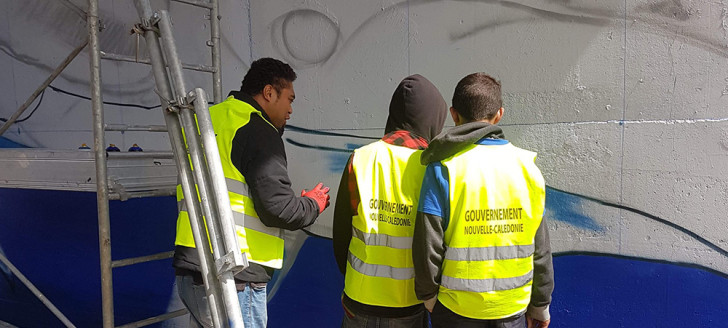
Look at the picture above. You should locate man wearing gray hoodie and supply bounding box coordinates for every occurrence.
[333,74,448,327]
[413,73,554,328]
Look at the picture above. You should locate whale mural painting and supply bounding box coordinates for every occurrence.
[1,0,727,327]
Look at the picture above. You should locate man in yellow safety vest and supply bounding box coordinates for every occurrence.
[173,58,331,328]
[413,73,554,328]
[333,74,448,327]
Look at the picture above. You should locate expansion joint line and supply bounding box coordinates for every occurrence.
[501,117,728,127]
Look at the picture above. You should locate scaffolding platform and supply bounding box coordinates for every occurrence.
[0,148,176,199]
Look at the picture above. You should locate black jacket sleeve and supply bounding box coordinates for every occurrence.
[230,115,319,230]
[332,154,355,274]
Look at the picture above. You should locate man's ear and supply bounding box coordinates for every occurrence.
[449,107,460,126]
[262,84,274,102]
[491,107,504,124]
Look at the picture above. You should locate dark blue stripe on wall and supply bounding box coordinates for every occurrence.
[552,253,728,328]
[268,237,343,327]
[267,236,728,328]
[0,189,178,327]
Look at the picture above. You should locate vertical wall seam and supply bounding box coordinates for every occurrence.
[111,0,126,148]
[247,0,253,63]
[407,0,411,75]
[6,2,20,117]
[619,0,627,254]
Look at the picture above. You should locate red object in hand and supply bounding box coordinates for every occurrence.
[301,182,331,214]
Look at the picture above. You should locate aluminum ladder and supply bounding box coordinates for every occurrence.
[88,0,248,326]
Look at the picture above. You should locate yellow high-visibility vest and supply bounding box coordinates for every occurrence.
[438,142,545,319]
[344,140,426,307]
[175,96,285,269]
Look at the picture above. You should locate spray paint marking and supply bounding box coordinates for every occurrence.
[546,187,603,231]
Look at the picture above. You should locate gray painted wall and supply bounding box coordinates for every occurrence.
[1,0,727,312]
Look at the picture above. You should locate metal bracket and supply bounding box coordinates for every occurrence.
[153,89,178,113]
[133,13,161,37]
[108,176,130,201]
[185,91,199,112]
[215,251,249,276]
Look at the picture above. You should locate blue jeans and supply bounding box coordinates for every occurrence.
[238,282,268,328]
[341,309,427,328]
[176,275,268,328]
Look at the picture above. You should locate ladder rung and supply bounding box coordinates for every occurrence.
[106,151,174,159]
[105,124,168,132]
[111,251,174,268]
[100,51,216,73]
[171,0,213,9]
[115,308,188,328]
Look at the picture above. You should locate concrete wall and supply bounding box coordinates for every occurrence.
[1,0,727,326]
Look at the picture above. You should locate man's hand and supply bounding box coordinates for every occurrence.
[301,182,331,214]
[423,296,437,313]
[526,314,550,328]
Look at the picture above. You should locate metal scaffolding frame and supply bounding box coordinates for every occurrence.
[0,0,238,326]
[88,0,243,326]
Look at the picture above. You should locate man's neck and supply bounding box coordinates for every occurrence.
[456,119,497,126]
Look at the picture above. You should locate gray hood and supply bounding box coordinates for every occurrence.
[420,122,504,164]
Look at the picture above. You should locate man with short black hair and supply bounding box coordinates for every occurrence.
[173,57,331,328]
[413,73,554,328]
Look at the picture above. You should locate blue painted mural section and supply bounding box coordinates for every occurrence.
[2,184,727,327]
[0,189,178,327]
[268,236,344,327]
[268,237,728,327]
[552,254,728,328]
[0,137,28,148]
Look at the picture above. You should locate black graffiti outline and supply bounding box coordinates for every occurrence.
[549,186,728,259]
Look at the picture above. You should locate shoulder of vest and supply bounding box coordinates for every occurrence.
[356,140,422,154]
[218,98,279,131]
[353,140,383,152]
[507,144,537,159]
[219,97,260,113]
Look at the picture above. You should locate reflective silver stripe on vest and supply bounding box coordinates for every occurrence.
[225,178,249,197]
[177,178,248,210]
[352,227,413,250]
[347,253,414,280]
[231,211,282,238]
[178,201,280,238]
[441,270,533,293]
[444,244,534,261]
